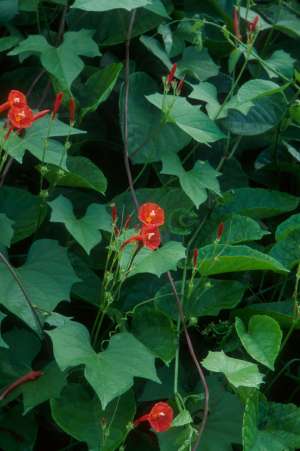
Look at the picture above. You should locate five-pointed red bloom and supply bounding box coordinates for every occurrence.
[8,105,50,129]
[138,203,165,227]
[0,89,27,113]
[134,402,173,432]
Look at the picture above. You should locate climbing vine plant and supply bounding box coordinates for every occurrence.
[1,0,300,450]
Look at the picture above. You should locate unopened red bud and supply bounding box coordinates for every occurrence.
[193,248,199,269]
[177,78,185,95]
[248,15,259,33]
[166,63,177,85]
[111,203,117,224]
[124,214,132,229]
[233,7,242,41]
[216,222,224,241]
[69,97,76,125]
[52,92,64,119]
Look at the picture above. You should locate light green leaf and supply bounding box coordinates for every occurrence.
[9,30,100,92]
[161,149,220,208]
[196,244,288,275]
[177,47,219,81]
[79,63,123,118]
[235,315,282,370]
[270,229,300,270]
[128,241,186,278]
[218,188,299,219]
[147,93,225,144]
[49,195,110,254]
[120,72,190,164]
[43,156,107,194]
[0,240,80,332]
[276,213,300,241]
[172,410,193,427]
[218,214,269,244]
[48,322,159,408]
[72,0,150,12]
[202,351,264,388]
[264,50,296,80]
[243,392,300,451]
[0,214,14,247]
[239,7,272,31]
[132,306,177,364]
[188,82,220,119]
[0,35,20,52]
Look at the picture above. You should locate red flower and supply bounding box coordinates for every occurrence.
[8,105,50,129]
[134,402,173,432]
[52,91,64,119]
[166,63,177,85]
[121,225,161,251]
[138,203,165,227]
[0,90,27,113]
[140,225,161,250]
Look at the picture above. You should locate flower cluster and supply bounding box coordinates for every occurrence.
[134,401,173,432]
[0,90,50,135]
[121,202,165,251]
[164,63,184,95]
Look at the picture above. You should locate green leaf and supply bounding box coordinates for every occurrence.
[202,351,264,388]
[146,93,225,144]
[127,241,186,278]
[243,392,300,451]
[196,244,288,276]
[49,195,111,254]
[140,35,172,68]
[276,213,300,241]
[177,47,219,81]
[119,72,190,164]
[222,95,286,136]
[158,426,192,451]
[51,383,135,451]
[51,383,103,450]
[264,50,296,80]
[0,240,79,332]
[132,306,177,364]
[0,187,46,243]
[0,35,20,52]
[188,82,220,119]
[161,149,220,208]
[0,214,14,247]
[70,253,101,306]
[235,315,282,370]
[218,188,299,219]
[270,229,300,269]
[43,156,107,194]
[0,0,18,23]
[219,214,269,244]
[0,312,8,348]
[79,63,123,118]
[200,376,243,451]
[48,321,159,408]
[156,278,246,320]
[9,30,100,92]
[20,362,67,414]
[72,0,150,12]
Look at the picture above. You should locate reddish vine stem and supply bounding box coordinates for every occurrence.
[122,10,209,449]
[123,9,139,211]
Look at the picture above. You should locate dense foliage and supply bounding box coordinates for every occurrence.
[1,0,300,450]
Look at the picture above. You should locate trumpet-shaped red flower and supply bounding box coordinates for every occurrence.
[8,105,50,129]
[0,370,44,401]
[134,402,173,432]
[0,90,27,113]
[138,203,165,227]
[52,91,64,119]
[121,225,161,251]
